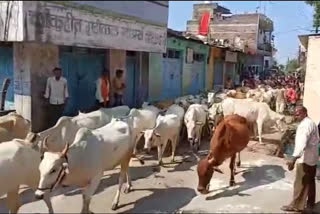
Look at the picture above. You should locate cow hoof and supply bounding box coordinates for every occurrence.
[111,203,118,211]
[124,185,132,194]
[236,162,241,167]
[158,161,162,166]
[229,180,235,186]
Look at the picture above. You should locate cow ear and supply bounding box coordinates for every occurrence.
[25,132,37,144]
[140,131,145,134]
[207,152,215,165]
[154,132,161,137]
[213,167,224,174]
[61,142,69,158]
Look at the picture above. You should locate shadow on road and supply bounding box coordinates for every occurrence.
[206,164,286,201]
[63,164,158,197]
[314,201,320,213]
[120,187,196,213]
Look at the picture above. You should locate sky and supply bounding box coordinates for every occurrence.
[168,1,314,65]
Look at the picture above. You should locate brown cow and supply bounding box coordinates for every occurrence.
[197,114,250,194]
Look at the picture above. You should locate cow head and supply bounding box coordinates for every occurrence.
[207,92,215,106]
[270,111,286,132]
[142,129,160,152]
[197,152,223,194]
[35,142,70,200]
[185,119,203,152]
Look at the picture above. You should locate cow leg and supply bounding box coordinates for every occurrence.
[7,187,20,214]
[257,120,263,144]
[133,134,142,155]
[236,152,241,167]
[171,135,178,163]
[229,154,236,186]
[112,156,130,210]
[123,154,133,194]
[197,127,203,151]
[81,172,102,214]
[253,122,258,139]
[158,140,168,166]
[157,145,163,166]
[43,194,54,214]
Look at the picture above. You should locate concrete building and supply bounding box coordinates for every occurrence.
[299,34,320,124]
[186,2,275,80]
[0,1,168,131]
[148,29,209,102]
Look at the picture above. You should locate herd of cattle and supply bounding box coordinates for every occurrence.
[0,84,289,213]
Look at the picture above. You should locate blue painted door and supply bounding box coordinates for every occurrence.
[59,52,104,116]
[161,57,182,100]
[187,61,205,95]
[0,46,13,109]
[213,59,223,90]
[124,56,137,108]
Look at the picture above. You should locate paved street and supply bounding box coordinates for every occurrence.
[1,135,319,213]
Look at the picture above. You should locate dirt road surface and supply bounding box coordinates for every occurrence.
[1,137,320,213]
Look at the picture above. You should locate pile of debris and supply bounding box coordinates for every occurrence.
[276,123,298,158]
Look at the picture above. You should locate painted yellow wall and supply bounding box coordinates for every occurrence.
[207,47,223,90]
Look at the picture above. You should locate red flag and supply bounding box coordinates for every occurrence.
[199,11,210,35]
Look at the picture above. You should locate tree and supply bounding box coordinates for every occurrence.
[285,58,299,73]
[278,64,285,72]
[305,1,320,33]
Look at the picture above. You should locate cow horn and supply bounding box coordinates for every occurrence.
[61,142,69,158]
[43,136,49,150]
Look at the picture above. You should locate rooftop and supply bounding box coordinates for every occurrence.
[168,28,243,52]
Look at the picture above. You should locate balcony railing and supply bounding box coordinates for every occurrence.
[258,43,272,52]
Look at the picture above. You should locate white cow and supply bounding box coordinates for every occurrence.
[142,102,161,113]
[143,114,181,165]
[184,104,207,151]
[221,98,286,143]
[35,106,130,152]
[128,108,160,155]
[0,133,53,213]
[166,104,185,122]
[35,119,139,213]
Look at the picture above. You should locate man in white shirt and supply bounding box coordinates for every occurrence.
[44,67,69,127]
[281,106,319,213]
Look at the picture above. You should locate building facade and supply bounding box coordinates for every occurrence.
[299,34,320,124]
[0,1,168,131]
[148,29,209,102]
[186,2,275,80]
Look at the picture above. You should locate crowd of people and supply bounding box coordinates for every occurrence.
[236,72,304,113]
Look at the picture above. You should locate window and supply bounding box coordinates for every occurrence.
[193,53,205,62]
[126,51,136,56]
[164,49,180,59]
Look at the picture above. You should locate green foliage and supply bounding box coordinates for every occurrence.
[278,64,285,72]
[305,1,320,33]
[285,59,299,73]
